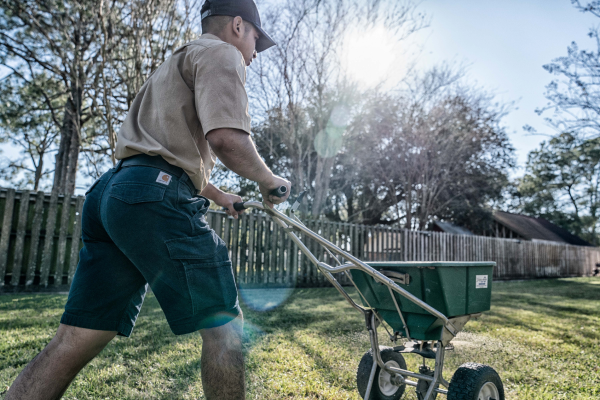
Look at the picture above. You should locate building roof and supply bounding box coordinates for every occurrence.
[432,221,475,236]
[493,211,593,246]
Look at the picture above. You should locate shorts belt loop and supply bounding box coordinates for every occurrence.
[115,159,124,172]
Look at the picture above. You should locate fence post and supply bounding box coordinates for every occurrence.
[40,191,59,287]
[10,190,30,286]
[26,191,46,287]
[247,214,255,284]
[239,214,248,284]
[231,216,239,281]
[54,195,72,286]
[285,220,293,286]
[0,188,16,287]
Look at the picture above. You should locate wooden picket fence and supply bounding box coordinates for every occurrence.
[1,187,599,292]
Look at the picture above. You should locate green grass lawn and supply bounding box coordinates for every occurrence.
[1,277,600,399]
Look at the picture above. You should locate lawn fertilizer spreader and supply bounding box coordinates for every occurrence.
[233,193,504,400]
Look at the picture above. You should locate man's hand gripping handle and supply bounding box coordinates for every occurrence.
[233,186,287,211]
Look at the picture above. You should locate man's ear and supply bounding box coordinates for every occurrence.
[232,16,243,37]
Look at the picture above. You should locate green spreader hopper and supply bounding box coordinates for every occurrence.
[350,262,494,341]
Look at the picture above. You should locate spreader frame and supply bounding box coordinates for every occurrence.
[240,201,492,400]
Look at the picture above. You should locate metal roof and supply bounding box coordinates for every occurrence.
[432,221,475,236]
[493,211,593,247]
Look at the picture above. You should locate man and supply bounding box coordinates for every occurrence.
[5,0,290,399]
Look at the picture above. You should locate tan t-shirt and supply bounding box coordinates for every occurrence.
[115,33,251,193]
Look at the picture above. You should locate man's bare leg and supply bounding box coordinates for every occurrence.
[200,314,245,400]
[5,324,116,400]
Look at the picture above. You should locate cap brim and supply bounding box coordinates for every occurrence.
[254,25,276,53]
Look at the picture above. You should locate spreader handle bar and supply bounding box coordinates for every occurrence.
[242,201,457,335]
[232,186,287,211]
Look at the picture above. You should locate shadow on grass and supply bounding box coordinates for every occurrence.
[287,332,361,392]
[241,287,365,337]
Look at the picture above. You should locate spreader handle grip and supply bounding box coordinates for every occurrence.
[231,186,287,211]
[270,185,288,198]
[233,202,246,211]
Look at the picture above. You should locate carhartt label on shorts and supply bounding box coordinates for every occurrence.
[156,171,172,185]
[476,275,488,289]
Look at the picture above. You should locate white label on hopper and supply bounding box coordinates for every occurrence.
[476,275,488,289]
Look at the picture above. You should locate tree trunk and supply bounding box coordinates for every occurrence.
[404,186,413,230]
[52,97,81,195]
[312,156,335,217]
[33,157,43,192]
[344,186,354,222]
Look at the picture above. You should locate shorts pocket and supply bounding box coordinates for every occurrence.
[164,231,221,261]
[165,233,235,314]
[184,260,237,313]
[109,182,166,204]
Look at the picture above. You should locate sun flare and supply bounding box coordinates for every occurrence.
[340,25,404,87]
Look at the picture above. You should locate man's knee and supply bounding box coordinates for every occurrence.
[52,324,116,358]
[200,313,244,346]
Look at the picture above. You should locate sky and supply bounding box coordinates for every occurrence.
[402,0,598,172]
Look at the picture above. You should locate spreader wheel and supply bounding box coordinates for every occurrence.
[447,363,504,400]
[356,346,407,400]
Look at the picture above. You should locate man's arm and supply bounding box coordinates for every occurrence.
[206,128,291,208]
[199,183,226,201]
[200,183,245,219]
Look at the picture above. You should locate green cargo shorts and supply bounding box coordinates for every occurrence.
[61,154,241,336]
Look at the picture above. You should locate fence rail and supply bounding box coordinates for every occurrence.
[1,188,599,292]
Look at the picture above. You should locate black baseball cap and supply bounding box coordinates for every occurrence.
[201,0,276,53]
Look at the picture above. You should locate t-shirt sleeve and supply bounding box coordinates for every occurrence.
[193,44,251,135]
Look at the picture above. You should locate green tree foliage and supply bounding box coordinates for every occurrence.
[517,133,600,245]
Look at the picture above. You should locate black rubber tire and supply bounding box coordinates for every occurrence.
[356,346,407,400]
[447,363,505,400]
